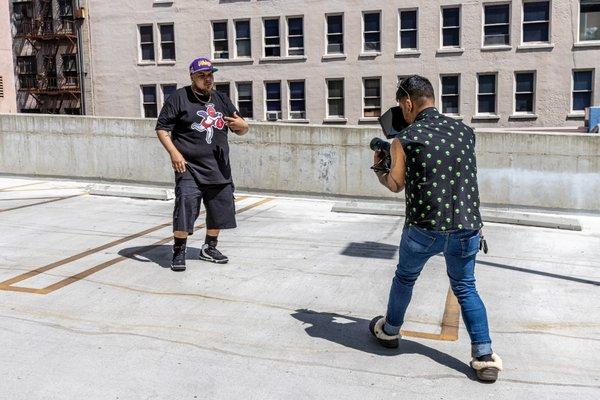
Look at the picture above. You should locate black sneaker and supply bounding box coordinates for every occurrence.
[369,315,400,348]
[199,243,229,264]
[171,245,186,271]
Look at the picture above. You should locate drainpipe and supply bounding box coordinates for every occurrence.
[75,0,85,114]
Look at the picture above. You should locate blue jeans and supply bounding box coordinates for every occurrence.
[384,226,493,357]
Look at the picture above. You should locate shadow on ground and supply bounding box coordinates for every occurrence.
[118,245,201,269]
[291,309,478,380]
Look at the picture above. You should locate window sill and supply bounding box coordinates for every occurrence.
[517,43,554,51]
[358,52,381,59]
[472,114,500,121]
[436,47,464,55]
[443,114,463,120]
[157,60,176,65]
[395,50,421,57]
[212,58,254,65]
[282,119,310,124]
[573,41,600,49]
[323,117,347,123]
[322,54,347,60]
[358,117,380,123]
[137,61,156,66]
[480,45,512,52]
[259,55,307,63]
[567,112,585,119]
[153,0,173,5]
[509,113,538,120]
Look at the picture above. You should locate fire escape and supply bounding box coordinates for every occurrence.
[13,0,82,114]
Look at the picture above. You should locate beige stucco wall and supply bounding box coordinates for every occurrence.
[0,1,17,114]
[86,0,600,128]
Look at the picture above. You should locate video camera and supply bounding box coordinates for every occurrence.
[370,107,409,173]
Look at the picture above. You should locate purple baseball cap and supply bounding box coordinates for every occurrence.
[189,57,219,74]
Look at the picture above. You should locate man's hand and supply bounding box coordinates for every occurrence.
[224,112,249,135]
[373,150,385,165]
[170,150,187,173]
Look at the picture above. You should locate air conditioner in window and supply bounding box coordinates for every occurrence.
[266,111,280,121]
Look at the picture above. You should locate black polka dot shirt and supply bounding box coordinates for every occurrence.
[397,107,483,231]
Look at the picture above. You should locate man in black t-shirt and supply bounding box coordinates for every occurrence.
[156,57,249,271]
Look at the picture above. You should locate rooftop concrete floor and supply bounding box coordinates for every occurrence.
[0,176,599,399]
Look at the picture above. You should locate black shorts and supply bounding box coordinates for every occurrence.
[173,177,237,234]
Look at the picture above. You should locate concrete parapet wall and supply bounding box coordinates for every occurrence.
[0,114,598,211]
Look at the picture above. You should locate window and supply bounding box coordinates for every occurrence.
[287,17,304,56]
[326,14,344,54]
[236,82,253,119]
[580,0,600,41]
[13,1,33,35]
[477,74,497,114]
[139,25,155,61]
[442,7,461,47]
[523,1,550,43]
[141,85,158,118]
[572,70,594,111]
[0,76,4,98]
[264,18,281,57]
[363,12,381,52]
[62,54,78,86]
[327,79,344,118]
[159,24,176,60]
[399,9,418,50]
[288,81,306,119]
[212,21,229,59]
[363,78,381,117]
[58,0,74,18]
[515,72,536,113]
[441,75,460,115]
[162,84,177,104]
[215,82,231,99]
[235,20,251,57]
[265,81,281,120]
[17,56,36,89]
[483,4,510,46]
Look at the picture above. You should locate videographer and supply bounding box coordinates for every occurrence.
[369,75,502,382]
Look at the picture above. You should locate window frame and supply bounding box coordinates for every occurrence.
[476,72,499,115]
[326,78,345,118]
[158,23,176,61]
[214,82,231,99]
[578,0,600,43]
[440,74,461,116]
[440,5,461,48]
[264,80,282,120]
[571,69,595,113]
[482,2,512,47]
[398,8,419,51]
[513,71,537,115]
[160,83,177,107]
[288,80,306,120]
[521,1,551,44]
[325,13,345,55]
[235,81,254,120]
[362,77,382,118]
[286,16,305,56]
[140,84,158,118]
[234,19,252,59]
[362,10,382,53]
[263,17,282,58]
[138,24,155,62]
[212,20,230,60]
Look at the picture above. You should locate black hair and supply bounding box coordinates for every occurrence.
[396,75,435,104]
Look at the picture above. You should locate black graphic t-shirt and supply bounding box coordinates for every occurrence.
[397,107,483,231]
[155,86,239,184]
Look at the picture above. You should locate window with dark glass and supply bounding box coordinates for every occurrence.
[215,83,230,99]
[484,4,510,46]
[160,24,176,60]
[287,17,304,56]
[580,0,600,41]
[13,1,33,35]
[523,2,550,43]
[236,82,253,119]
[235,20,251,57]
[327,79,344,117]
[142,85,157,118]
[572,70,594,111]
[62,54,78,86]
[515,72,535,113]
[399,9,418,49]
[441,75,460,114]
[363,12,381,52]
[264,19,280,57]
[58,0,74,18]
[17,56,37,89]
[442,7,460,47]
[289,81,306,119]
[212,21,229,59]
[477,74,497,114]
[326,14,344,54]
[265,81,281,119]
[162,84,177,103]
[363,78,381,117]
[139,25,155,61]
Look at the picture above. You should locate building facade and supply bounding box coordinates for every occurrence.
[1,1,17,113]
[8,0,600,127]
